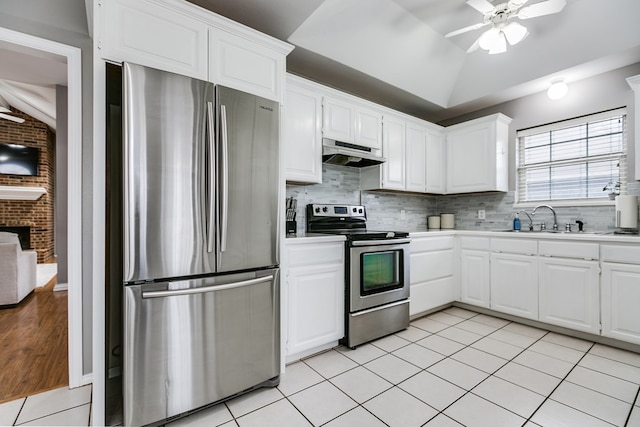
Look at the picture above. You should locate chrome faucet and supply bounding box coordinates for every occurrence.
[532,204,558,231]
[518,210,534,231]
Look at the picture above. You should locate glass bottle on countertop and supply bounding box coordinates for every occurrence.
[513,212,521,231]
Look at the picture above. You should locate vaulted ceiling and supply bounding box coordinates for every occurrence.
[187,0,640,123]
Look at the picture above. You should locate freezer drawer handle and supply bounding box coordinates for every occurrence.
[142,275,274,299]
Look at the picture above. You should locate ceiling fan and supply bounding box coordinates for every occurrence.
[446,0,567,54]
[0,107,25,124]
[0,95,25,124]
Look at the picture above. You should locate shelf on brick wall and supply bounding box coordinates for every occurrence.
[0,185,47,200]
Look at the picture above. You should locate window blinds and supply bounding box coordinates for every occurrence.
[516,108,627,203]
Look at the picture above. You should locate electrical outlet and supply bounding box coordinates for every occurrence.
[478,209,486,220]
[400,209,406,220]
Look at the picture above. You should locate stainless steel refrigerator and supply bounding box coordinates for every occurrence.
[121,63,280,427]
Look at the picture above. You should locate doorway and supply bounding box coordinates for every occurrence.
[0,27,84,397]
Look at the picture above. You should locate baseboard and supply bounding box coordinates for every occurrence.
[53,282,68,292]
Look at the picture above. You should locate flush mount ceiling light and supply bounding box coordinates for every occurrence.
[446,0,567,54]
[547,79,568,99]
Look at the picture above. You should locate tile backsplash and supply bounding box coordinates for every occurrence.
[286,164,640,234]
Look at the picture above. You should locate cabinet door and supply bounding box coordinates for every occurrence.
[323,97,354,142]
[602,262,640,344]
[381,116,406,190]
[99,0,208,79]
[539,258,600,334]
[460,249,490,308]
[405,123,427,193]
[283,81,322,184]
[354,107,383,149]
[209,29,285,101]
[426,131,446,194]
[490,253,538,320]
[446,123,494,193]
[286,263,344,356]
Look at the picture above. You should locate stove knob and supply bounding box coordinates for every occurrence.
[322,206,328,213]
[358,208,363,214]
[352,207,357,213]
[315,207,320,213]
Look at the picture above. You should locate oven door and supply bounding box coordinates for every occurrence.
[348,239,410,312]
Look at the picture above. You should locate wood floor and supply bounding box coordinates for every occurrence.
[0,282,68,404]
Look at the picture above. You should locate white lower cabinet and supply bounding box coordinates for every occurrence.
[538,257,600,334]
[409,234,455,316]
[601,244,640,345]
[459,237,491,308]
[284,239,345,362]
[490,253,538,320]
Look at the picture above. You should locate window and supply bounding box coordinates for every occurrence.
[516,108,627,204]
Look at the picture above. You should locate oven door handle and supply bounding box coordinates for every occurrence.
[351,238,411,246]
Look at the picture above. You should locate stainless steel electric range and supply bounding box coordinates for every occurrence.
[306,204,411,348]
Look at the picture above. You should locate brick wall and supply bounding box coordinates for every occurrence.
[0,107,55,263]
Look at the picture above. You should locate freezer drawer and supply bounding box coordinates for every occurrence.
[123,269,280,427]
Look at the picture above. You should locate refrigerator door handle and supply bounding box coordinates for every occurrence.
[142,275,274,299]
[206,101,216,253]
[219,104,229,255]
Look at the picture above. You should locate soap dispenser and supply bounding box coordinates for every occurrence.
[513,212,521,231]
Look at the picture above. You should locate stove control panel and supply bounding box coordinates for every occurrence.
[309,204,366,218]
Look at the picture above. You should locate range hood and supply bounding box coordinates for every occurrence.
[322,138,385,167]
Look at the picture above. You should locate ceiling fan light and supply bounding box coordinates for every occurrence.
[479,27,500,50]
[547,79,568,100]
[503,22,528,45]
[488,32,507,54]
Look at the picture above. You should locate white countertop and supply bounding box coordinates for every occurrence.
[409,229,640,244]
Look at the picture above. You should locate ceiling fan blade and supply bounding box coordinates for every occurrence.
[0,112,25,123]
[517,0,566,19]
[445,22,489,38]
[0,106,11,113]
[507,0,529,9]
[466,0,495,14]
[467,36,482,53]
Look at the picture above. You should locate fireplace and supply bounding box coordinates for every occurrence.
[0,226,30,250]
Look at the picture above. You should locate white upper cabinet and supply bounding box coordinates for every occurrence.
[426,129,446,194]
[209,28,287,102]
[283,75,323,184]
[322,96,382,150]
[98,0,209,79]
[98,0,293,101]
[405,121,427,193]
[445,113,511,194]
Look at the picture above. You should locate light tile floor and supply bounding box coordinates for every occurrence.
[2,307,640,426]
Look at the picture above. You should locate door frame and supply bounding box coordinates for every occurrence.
[0,27,84,388]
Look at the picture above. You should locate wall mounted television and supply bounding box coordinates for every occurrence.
[0,143,39,176]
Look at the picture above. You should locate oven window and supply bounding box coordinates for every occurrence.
[360,250,402,295]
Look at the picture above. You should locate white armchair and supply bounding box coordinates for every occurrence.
[0,232,37,307]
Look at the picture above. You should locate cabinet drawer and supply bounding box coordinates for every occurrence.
[411,249,454,283]
[410,236,455,253]
[601,244,640,264]
[287,242,344,267]
[538,240,598,260]
[491,238,537,255]
[460,236,490,251]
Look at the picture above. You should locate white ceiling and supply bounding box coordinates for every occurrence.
[1,0,639,126]
[188,0,640,122]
